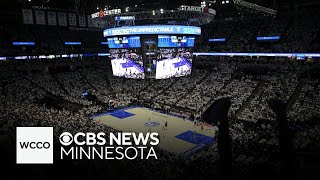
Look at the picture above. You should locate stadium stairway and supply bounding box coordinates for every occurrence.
[149,79,176,99]
[235,81,265,118]
[175,72,210,104]
[80,72,98,91]
[201,78,234,113]
[136,81,154,100]
[24,76,53,95]
[139,81,153,92]
[24,77,85,110]
[105,74,116,94]
[286,79,306,112]
[50,74,71,95]
[310,29,320,52]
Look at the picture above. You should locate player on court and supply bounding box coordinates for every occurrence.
[190,130,197,141]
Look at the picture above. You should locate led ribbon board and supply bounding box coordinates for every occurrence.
[257,36,280,41]
[209,38,226,42]
[103,25,201,37]
[13,42,35,46]
[64,42,81,45]
[115,16,135,21]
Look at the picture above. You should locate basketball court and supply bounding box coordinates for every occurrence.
[93,107,216,155]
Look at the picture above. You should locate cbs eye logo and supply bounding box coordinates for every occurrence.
[59,132,73,146]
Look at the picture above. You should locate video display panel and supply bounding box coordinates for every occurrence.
[104,25,201,37]
[158,35,195,48]
[107,36,141,49]
[110,49,145,79]
[155,48,192,79]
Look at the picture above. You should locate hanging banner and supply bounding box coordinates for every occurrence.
[58,12,67,26]
[87,15,94,27]
[47,11,57,26]
[68,13,77,26]
[35,10,46,25]
[78,15,86,27]
[22,9,34,24]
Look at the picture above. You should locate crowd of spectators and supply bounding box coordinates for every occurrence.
[0,57,319,178]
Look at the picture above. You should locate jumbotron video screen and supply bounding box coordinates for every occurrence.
[110,49,145,79]
[158,35,195,48]
[156,48,193,79]
[107,36,141,49]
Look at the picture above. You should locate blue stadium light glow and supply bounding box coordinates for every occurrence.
[209,38,226,42]
[103,25,201,37]
[257,36,280,41]
[114,16,135,21]
[83,54,95,57]
[13,42,35,46]
[98,53,111,56]
[101,42,109,45]
[64,42,81,45]
[70,54,79,58]
[193,52,320,58]
[0,57,7,61]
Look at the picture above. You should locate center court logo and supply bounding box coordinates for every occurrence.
[144,121,160,127]
[16,127,53,164]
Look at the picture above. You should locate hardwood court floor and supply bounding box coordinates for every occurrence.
[94,107,216,154]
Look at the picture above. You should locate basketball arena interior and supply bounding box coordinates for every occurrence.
[0,0,320,179]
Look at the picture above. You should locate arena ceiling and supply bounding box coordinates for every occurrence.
[0,0,318,11]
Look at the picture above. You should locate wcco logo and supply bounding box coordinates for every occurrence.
[16,127,53,164]
[19,141,51,149]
